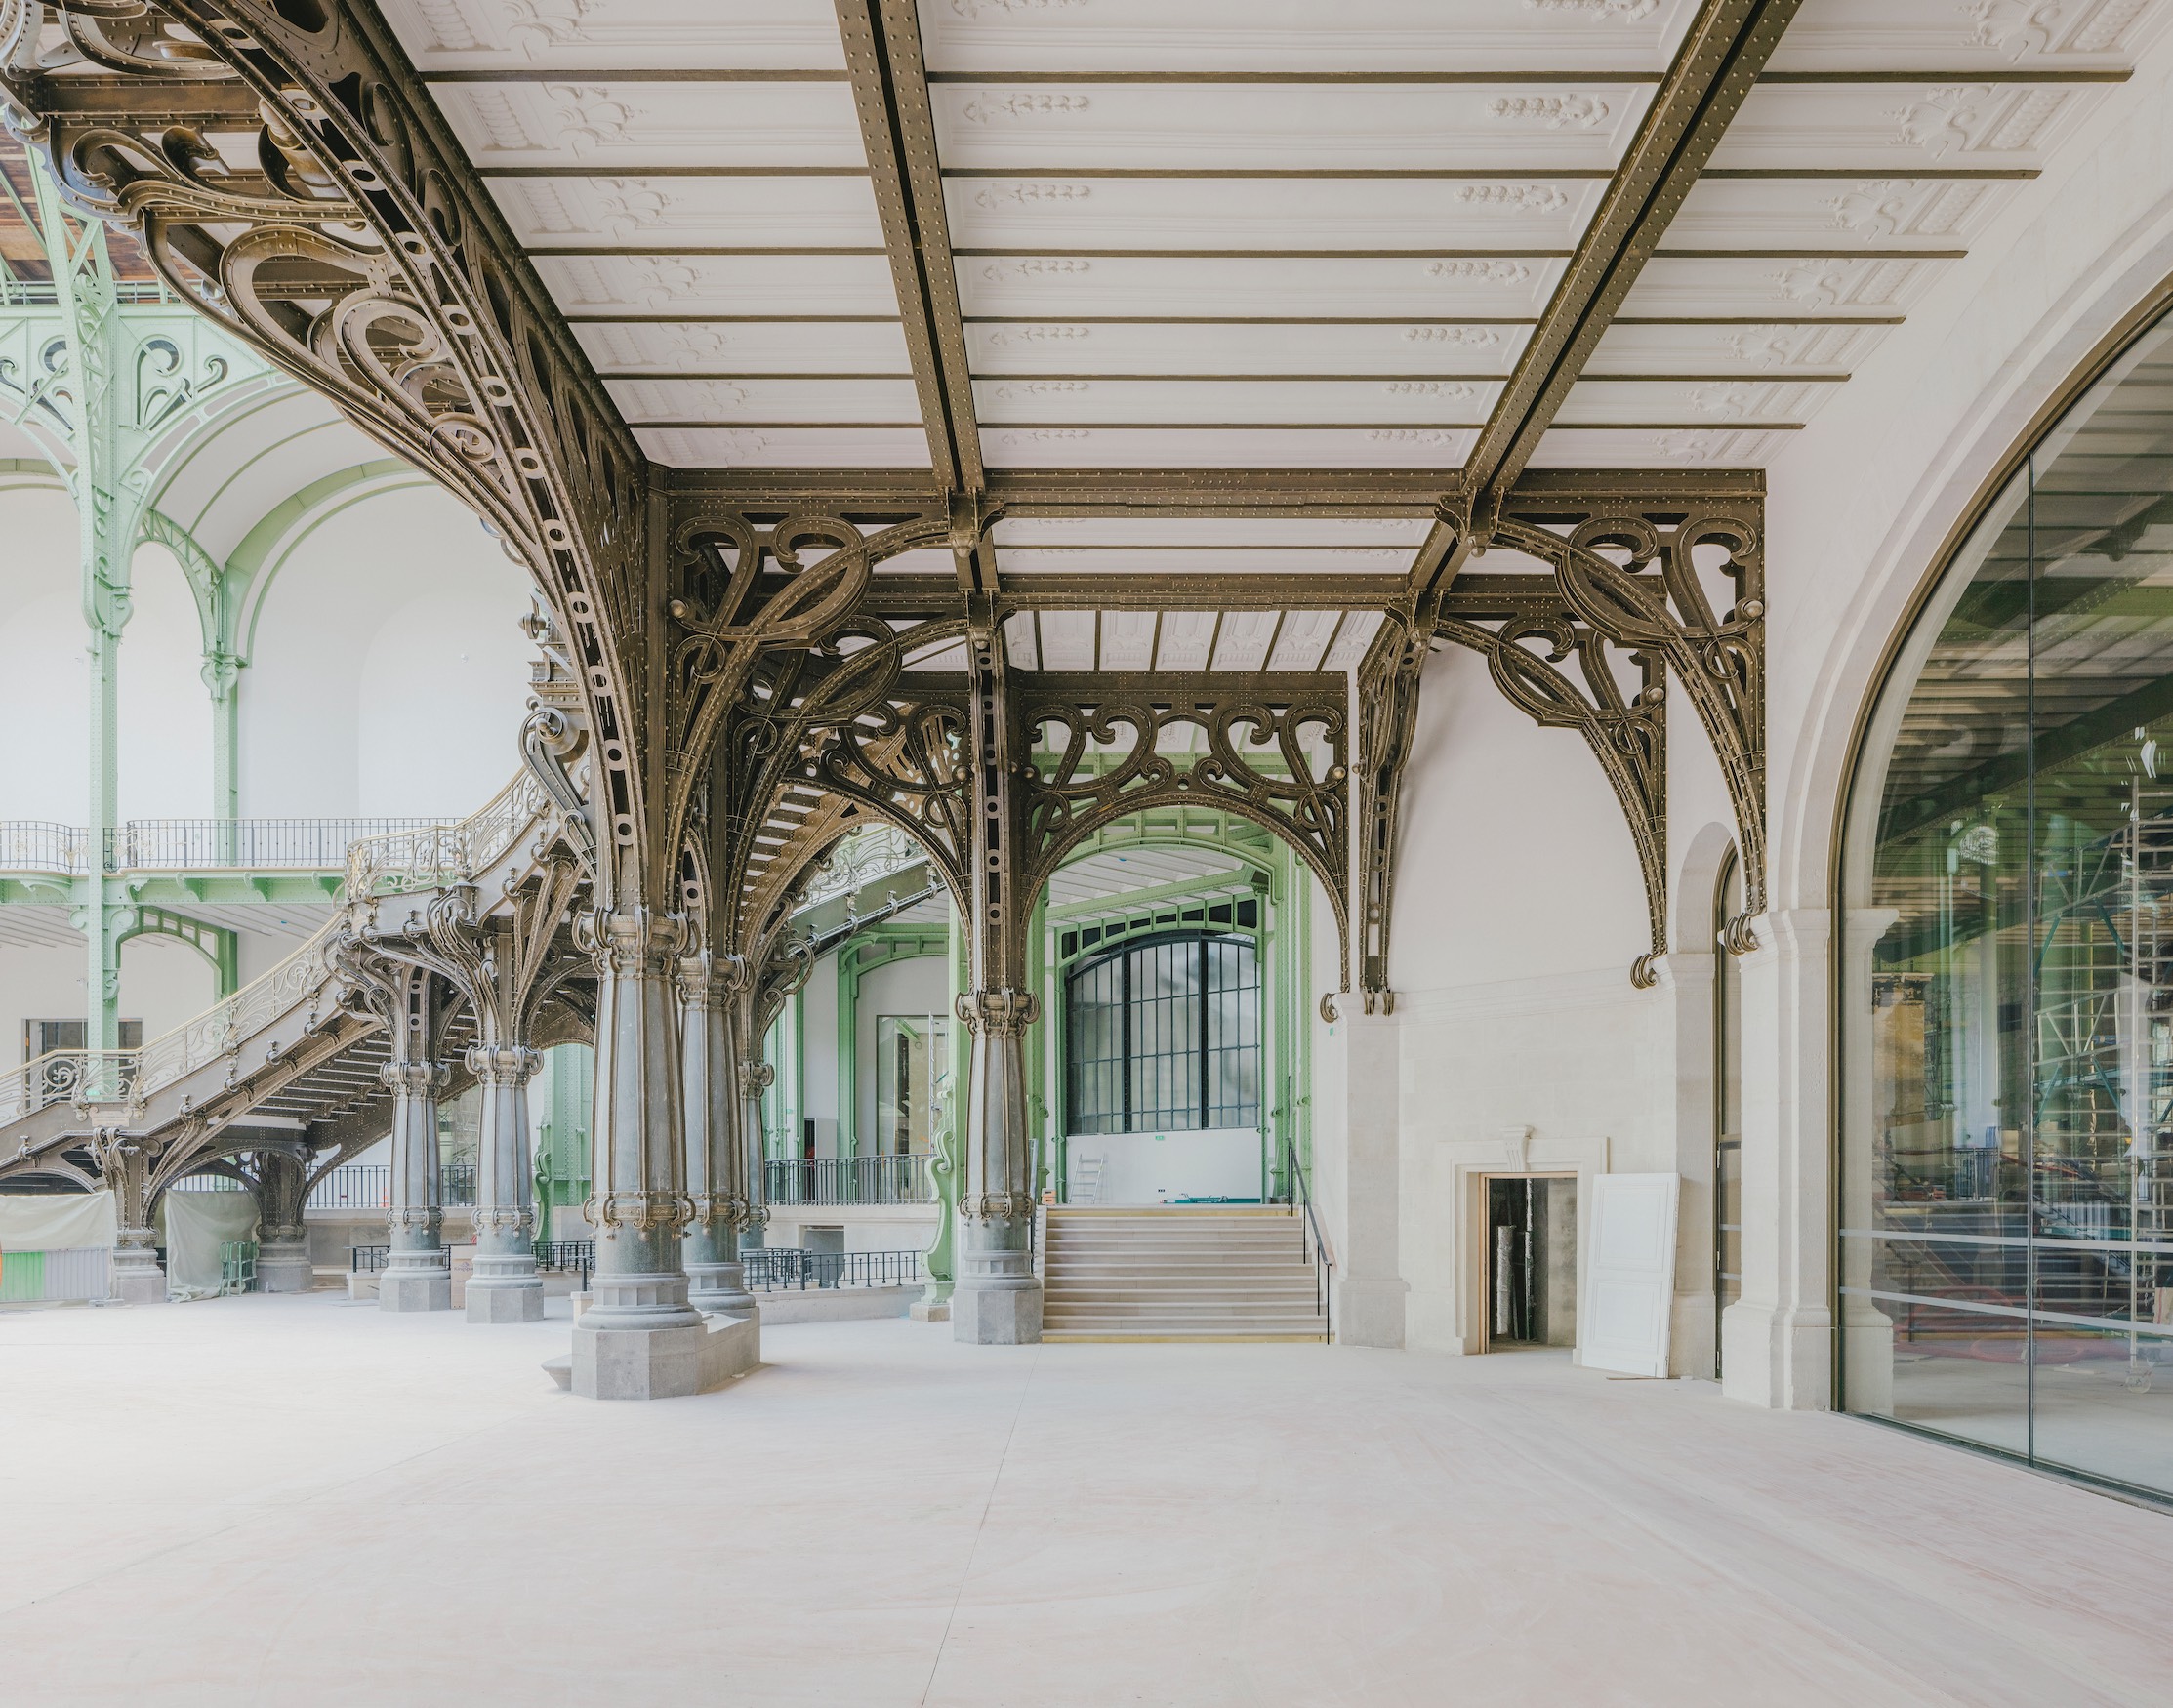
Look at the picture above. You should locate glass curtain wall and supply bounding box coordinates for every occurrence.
[1064,932,1261,1135]
[1843,310,2173,1497]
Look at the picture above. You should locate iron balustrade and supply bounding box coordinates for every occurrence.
[1270,1127,1335,1334]
[441,1162,477,1208]
[532,1240,594,1286]
[0,817,437,874]
[349,1244,389,1273]
[741,1248,924,1291]
[764,1156,934,1205]
[308,1165,390,1210]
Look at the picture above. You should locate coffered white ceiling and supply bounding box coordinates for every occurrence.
[377,0,2173,613]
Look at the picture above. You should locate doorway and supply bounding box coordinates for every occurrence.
[1486,1175,1578,1349]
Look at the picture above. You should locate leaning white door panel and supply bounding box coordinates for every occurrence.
[1578,1172,1680,1377]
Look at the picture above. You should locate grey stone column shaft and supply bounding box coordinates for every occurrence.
[680,951,755,1314]
[98,1136,165,1304]
[572,906,711,1399]
[466,1043,544,1322]
[380,1058,452,1312]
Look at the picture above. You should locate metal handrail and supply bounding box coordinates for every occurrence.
[741,1247,924,1291]
[1275,1127,1335,1334]
[763,1155,933,1204]
[0,817,437,874]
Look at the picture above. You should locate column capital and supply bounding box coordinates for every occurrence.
[379,1060,450,1096]
[956,988,1040,1037]
[577,905,687,979]
[463,1043,541,1086]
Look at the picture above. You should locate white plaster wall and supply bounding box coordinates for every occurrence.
[0,484,88,822]
[1,934,215,1066]
[117,542,213,820]
[242,482,532,819]
[799,952,840,1135]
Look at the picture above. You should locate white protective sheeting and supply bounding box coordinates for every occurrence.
[158,1191,259,1295]
[0,1188,117,1251]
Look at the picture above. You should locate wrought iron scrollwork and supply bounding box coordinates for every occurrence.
[1,0,653,896]
[1017,682,1351,966]
[1497,509,1765,952]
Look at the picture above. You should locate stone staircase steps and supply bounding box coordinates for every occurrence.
[1041,1205,1328,1343]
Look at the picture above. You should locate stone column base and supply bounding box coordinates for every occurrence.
[113,1262,167,1305]
[686,1259,758,1317]
[909,1298,951,1322]
[257,1242,313,1295]
[1336,1276,1409,1349]
[953,1278,1042,1344]
[570,1311,760,1399]
[467,1281,545,1323]
[380,1263,452,1313]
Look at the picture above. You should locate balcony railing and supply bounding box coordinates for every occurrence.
[764,1155,934,1205]
[308,1164,390,1210]
[743,1248,923,1291]
[0,817,437,874]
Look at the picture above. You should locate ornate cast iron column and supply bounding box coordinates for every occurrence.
[92,1133,164,1305]
[738,1056,776,1258]
[466,1044,544,1322]
[573,906,708,1399]
[954,603,1042,1345]
[381,1048,452,1314]
[253,1149,312,1294]
[679,948,756,1314]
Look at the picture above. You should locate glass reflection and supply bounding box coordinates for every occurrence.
[1845,317,2173,1496]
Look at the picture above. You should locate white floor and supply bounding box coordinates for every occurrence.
[4,1295,2170,1707]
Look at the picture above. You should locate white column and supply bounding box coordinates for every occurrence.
[1654,950,1718,1379]
[1319,1005,1408,1348]
[1721,909,1831,1408]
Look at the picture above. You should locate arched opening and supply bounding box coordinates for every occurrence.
[1839,297,2173,1500]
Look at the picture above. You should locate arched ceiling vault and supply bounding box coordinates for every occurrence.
[4,0,2162,992]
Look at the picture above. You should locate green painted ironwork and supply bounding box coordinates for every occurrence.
[218,1240,257,1295]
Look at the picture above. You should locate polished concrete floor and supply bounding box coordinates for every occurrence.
[4,1293,2169,1707]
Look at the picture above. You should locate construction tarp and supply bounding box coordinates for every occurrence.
[0,1189,117,1252]
[158,1191,259,1295]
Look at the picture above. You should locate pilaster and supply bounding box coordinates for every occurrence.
[1721,909,1833,1409]
[1321,1006,1407,1348]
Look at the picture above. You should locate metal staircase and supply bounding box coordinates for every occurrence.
[1041,1206,1331,1342]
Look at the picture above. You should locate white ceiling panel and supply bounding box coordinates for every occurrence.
[982,427,1472,468]
[922,0,1697,75]
[1767,0,2169,73]
[431,82,866,170]
[961,256,1565,319]
[1047,846,1244,909]
[381,0,846,70]
[931,85,1656,173]
[1552,378,1842,428]
[537,254,900,317]
[1157,611,1219,671]
[992,518,1433,547]
[1617,254,1952,321]
[572,320,912,375]
[1039,610,1097,669]
[1709,83,2109,175]
[604,378,922,425]
[1322,610,1385,671]
[1100,610,1158,671]
[1667,177,2017,252]
[1268,611,1345,672]
[489,175,883,249]
[973,377,1496,426]
[943,176,1606,252]
[1210,610,1280,671]
[636,427,930,468]
[1581,320,1894,378]
[1000,548,1412,576]
[966,320,1531,377]
[871,549,954,576]
[1525,427,1797,469]
[1003,611,1040,669]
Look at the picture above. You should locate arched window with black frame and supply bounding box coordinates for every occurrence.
[1066,930,1262,1135]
